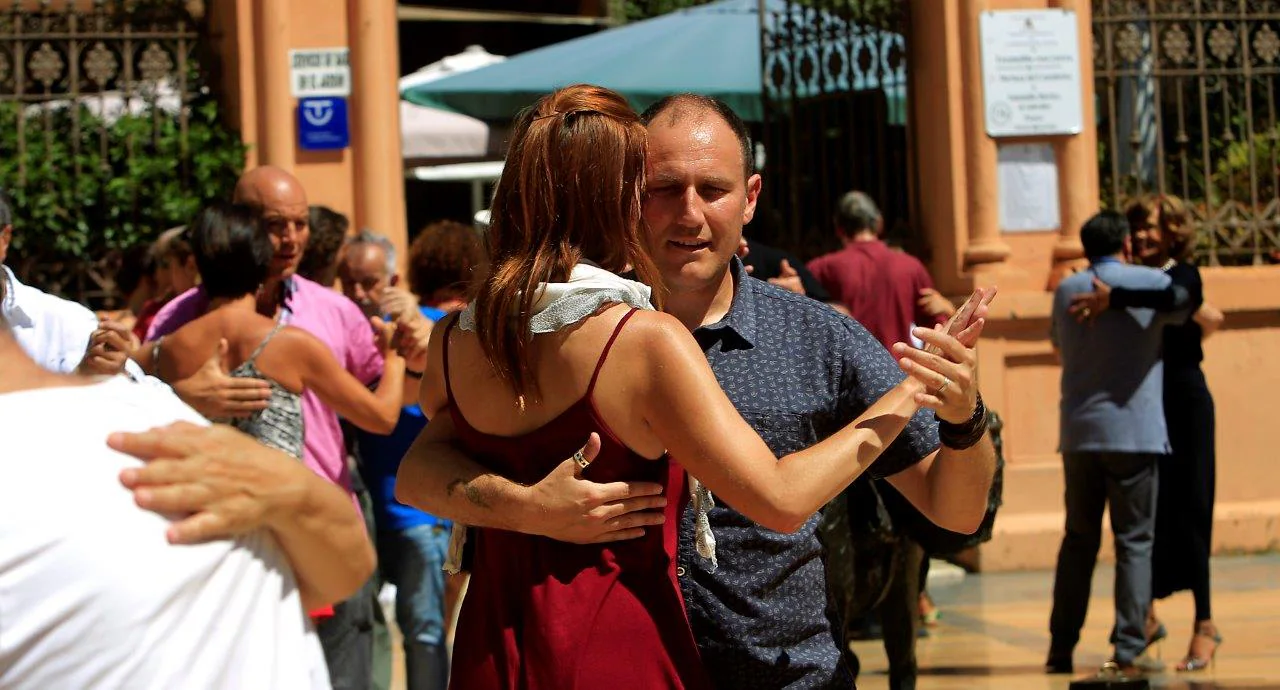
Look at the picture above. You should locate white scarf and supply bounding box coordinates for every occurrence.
[444,264,718,573]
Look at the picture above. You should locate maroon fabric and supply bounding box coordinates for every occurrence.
[807,240,947,350]
[443,310,711,690]
[131,295,171,343]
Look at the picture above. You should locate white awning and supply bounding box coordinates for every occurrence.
[399,46,504,159]
[406,160,504,182]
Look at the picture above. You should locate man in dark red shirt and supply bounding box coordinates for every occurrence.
[807,191,950,350]
[808,190,957,689]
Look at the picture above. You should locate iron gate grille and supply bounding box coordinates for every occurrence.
[0,0,222,306]
[758,0,910,260]
[1094,0,1280,265]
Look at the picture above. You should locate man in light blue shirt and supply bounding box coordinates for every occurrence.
[1047,211,1189,676]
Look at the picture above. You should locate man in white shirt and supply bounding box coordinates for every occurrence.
[0,310,374,689]
[0,192,140,376]
[0,197,270,419]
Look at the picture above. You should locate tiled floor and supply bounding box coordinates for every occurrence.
[851,554,1280,689]
[387,555,1278,689]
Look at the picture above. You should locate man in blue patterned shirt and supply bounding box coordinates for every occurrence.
[400,95,998,689]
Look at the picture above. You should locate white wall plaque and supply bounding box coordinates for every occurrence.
[980,10,1083,137]
[998,143,1060,232]
[290,48,351,98]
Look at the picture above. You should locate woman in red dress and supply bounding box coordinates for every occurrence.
[408,84,988,689]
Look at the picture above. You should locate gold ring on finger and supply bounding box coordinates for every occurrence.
[934,378,952,397]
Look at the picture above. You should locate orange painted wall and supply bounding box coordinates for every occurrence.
[912,0,1280,570]
[208,0,407,268]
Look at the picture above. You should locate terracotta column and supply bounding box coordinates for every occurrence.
[349,0,409,271]
[1049,0,1098,277]
[255,0,293,169]
[908,0,970,295]
[959,0,1012,273]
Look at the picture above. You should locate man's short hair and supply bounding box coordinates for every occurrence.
[344,229,396,276]
[640,94,754,178]
[835,191,881,234]
[298,205,349,284]
[0,188,13,229]
[1080,210,1131,259]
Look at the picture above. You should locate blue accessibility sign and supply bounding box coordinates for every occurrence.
[298,97,349,151]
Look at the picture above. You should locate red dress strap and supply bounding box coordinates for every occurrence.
[441,313,461,402]
[586,307,639,398]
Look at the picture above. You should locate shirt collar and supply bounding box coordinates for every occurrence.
[1,265,33,327]
[693,257,757,352]
[277,275,299,321]
[1090,256,1123,266]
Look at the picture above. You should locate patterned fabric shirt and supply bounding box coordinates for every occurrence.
[678,258,940,689]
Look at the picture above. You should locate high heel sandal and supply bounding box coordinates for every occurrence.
[1177,629,1223,672]
[1132,619,1169,672]
[1142,621,1167,651]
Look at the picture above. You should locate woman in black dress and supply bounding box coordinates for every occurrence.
[1104,195,1224,671]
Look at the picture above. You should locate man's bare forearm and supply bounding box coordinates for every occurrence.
[926,433,997,534]
[267,465,376,611]
[396,430,533,531]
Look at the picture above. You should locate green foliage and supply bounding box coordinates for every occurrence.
[1213,122,1280,205]
[0,97,245,266]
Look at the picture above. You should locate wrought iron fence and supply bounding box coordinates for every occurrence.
[1093,0,1280,266]
[758,0,910,259]
[0,0,226,307]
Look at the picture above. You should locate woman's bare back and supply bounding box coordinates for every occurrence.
[440,304,666,460]
[161,309,303,393]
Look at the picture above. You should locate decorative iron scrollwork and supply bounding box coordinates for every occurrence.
[1093,0,1280,266]
[1115,23,1144,64]
[1254,24,1280,65]
[138,43,174,83]
[1161,24,1192,66]
[83,43,119,86]
[29,43,65,89]
[1207,23,1236,63]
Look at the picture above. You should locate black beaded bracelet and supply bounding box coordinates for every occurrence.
[936,393,989,450]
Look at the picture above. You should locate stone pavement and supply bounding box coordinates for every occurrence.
[851,554,1280,690]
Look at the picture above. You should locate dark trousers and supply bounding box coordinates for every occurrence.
[318,469,385,690]
[879,538,925,690]
[318,574,378,690]
[1049,452,1159,665]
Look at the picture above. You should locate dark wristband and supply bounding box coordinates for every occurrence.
[936,392,989,450]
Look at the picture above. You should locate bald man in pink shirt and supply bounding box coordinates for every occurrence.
[147,166,397,689]
[147,167,383,495]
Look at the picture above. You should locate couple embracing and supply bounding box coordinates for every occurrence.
[397,84,999,689]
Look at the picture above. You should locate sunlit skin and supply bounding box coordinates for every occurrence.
[641,114,761,329]
[1130,207,1169,267]
[0,224,11,265]
[233,167,311,281]
[338,244,392,318]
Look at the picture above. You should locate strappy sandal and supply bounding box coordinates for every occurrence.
[1176,627,1223,672]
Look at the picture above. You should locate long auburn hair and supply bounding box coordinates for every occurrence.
[472,84,662,401]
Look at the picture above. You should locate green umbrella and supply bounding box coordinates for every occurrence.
[401,0,905,124]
